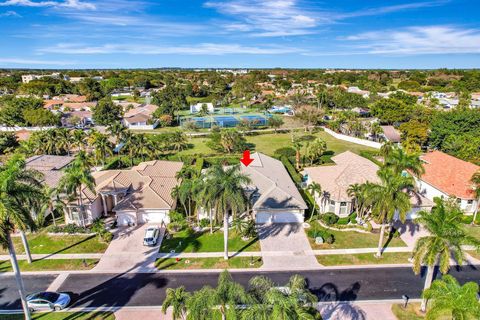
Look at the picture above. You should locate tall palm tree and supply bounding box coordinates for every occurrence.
[306,182,322,221]
[59,152,96,226]
[71,129,87,152]
[366,169,414,257]
[162,287,190,320]
[0,155,44,320]
[470,170,480,225]
[203,165,251,259]
[89,132,113,166]
[380,141,394,162]
[422,275,480,319]
[107,121,127,146]
[347,183,362,216]
[412,198,480,312]
[384,146,425,176]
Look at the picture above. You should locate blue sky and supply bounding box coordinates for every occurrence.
[0,0,479,69]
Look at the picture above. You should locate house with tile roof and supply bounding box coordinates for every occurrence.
[198,153,308,224]
[26,155,75,188]
[67,160,183,226]
[122,104,159,129]
[304,151,433,219]
[414,151,479,214]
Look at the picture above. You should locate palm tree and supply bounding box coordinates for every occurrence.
[366,169,414,257]
[0,155,44,320]
[380,141,394,162]
[470,170,480,225]
[59,152,96,226]
[71,129,87,152]
[40,186,66,227]
[213,270,247,320]
[89,132,113,166]
[185,286,215,320]
[162,287,190,320]
[347,183,362,217]
[412,198,480,312]
[370,122,383,142]
[203,165,251,259]
[306,182,322,221]
[384,146,425,176]
[168,130,188,152]
[422,275,480,319]
[107,121,127,146]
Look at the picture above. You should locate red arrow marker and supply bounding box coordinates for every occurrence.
[240,150,254,167]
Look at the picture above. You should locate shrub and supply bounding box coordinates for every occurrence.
[349,213,358,224]
[99,230,113,242]
[461,215,473,224]
[241,220,257,239]
[169,210,186,223]
[91,218,106,234]
[321,213,339,225]
[337,217,350,225]
[47,224,90,234]
[307,228,335,244]
[274,147,296,158]
[167,222,184,233]
[199,218,210,228]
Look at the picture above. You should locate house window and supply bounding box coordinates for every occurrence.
[328,200,336,213]
[339,202,348,216]
[467,200,474,204]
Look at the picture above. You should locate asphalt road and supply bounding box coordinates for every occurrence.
[1,265,479,310]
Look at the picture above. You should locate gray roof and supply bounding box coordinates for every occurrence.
[381,125,401,143]
[240,153,307,211]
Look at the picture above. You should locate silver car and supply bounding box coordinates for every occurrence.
[26,291,71,312]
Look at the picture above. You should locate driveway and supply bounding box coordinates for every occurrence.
[257,223,319,269]
[394,221,429,248]
[94,224,164,272]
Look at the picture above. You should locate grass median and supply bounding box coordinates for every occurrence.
[156,256,263,270]
[316,252,412,266]
[0,259,99,272]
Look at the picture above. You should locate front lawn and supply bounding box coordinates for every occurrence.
[391,303,450,320]
[307,221,407,249]
[156,256,263,270]
[0,232,109,255]
[0,311,114,320]
[465,225,480,240]
[160,229,260,253]
[0,259,99,272]
[316,252,412,266]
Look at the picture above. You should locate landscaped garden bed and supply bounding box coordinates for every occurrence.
[155,256,262,270]
[1,311,115,320]
[307,221,407,250]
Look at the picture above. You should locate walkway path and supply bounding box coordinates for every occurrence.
[318,301,399,320]
[257,223,319,269]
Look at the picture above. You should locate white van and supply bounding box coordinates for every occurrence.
[143,226,160,246]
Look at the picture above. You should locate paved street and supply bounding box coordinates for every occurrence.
[1,265,479,311]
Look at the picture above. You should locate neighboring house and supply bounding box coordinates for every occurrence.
[190,102,214,113]
[438,98,459,109]
[414,151,479,214]
[347,86,370,98]
[198,152,308,224]
[380,125,401,143]
[25,155,74,188]
[70,160,183,226]
[122,104,159,129]
[304,151,433,219]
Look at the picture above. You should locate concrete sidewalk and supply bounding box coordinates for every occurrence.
[0,253,103,260]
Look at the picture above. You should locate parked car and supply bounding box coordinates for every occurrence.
[143,226,160,246]
[26,291,71,312]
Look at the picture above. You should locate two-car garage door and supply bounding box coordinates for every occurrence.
[255,210,304,224]
[116,210,170,226]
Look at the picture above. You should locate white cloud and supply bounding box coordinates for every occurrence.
[0,9,20,16]
[0,0,95,10]
[38,42,304,55]
[205,0,450,37]
[0,57,75,65]
[342,25,480,55]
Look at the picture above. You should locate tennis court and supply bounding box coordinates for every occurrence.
[180,113,271,128]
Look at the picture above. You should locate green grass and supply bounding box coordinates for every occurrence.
[0,233,109,255]
[0,259,99,272]
[465,225,480,240]
[0,311,114,320]
[308,221,407,249]
[316,252,412,266]
[177,130,376,157]
[160,229,260,253]
[391,303,450,320]
[156,256,263,270]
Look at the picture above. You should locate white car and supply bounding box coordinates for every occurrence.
[26,291,71,312]
[143,226,160,246]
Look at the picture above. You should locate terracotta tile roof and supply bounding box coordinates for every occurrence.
[124,104,158,118]
[419,151,479,199]
[25,155,74,188]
